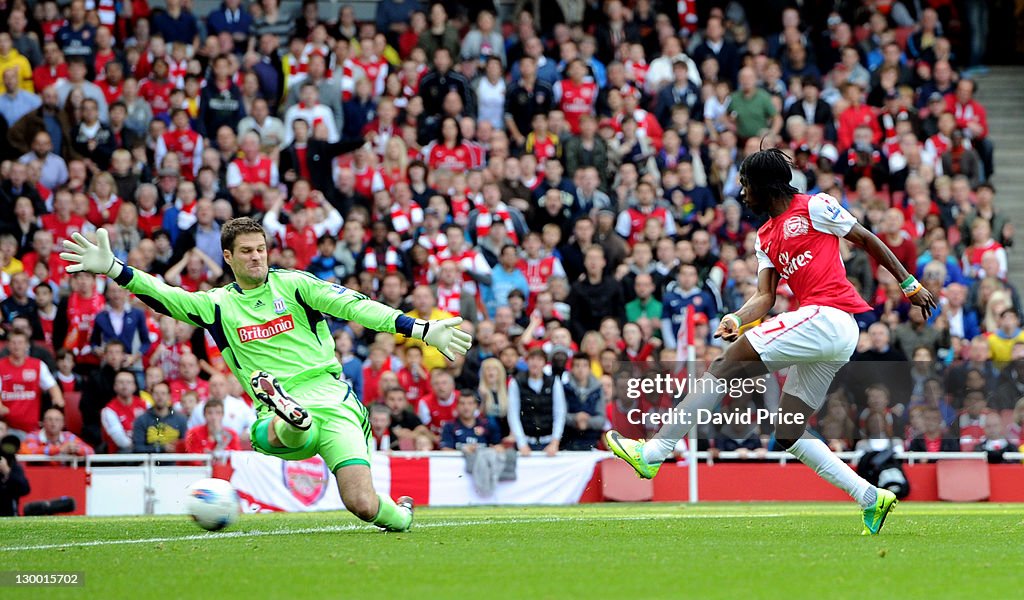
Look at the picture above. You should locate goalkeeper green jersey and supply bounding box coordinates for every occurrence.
[114,266,417,396]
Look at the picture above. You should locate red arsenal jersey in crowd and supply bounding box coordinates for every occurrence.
[40,213,87,247]
[102,396,148,451]
[184,425,241,454]
[63,291,105,364]
[139,78,175,116]
[0,356,46,432]
[557,79,598,134]
[426,143,473,173]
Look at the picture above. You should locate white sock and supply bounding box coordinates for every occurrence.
[642,373,727,464]
[787,437,874,508]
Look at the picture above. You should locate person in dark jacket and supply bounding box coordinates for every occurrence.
[568,246,625,341]
[503,55,554,147]
[6,86,66,158]
[0,161,45,220]
[199,54,245,137]
[783,77,835,142]
[843,322,912,412]
[79,340,128,448]
[593,1,639,64]
[278,119,365,213]
[562,352,607,450]
[70,98,116,170]
[440,390,501,450]
[507,348,566,455]
[89,283,152,365]
[206,0,253,48]
[690,17,740,83]
[418,47,474,118]
[563,115,609,179]
[341,78,377,139]
[131,382,188,453]
[0,432,30,517]
[907,407,960,453]
[1,272,41,338]
[654,62,701,129]
[559,217,598,283]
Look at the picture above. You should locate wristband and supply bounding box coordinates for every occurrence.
[410,319,430,341]
[722,314,742,329]
[905,283,924,298]
[105,257,125,278]
[899,275,919,292]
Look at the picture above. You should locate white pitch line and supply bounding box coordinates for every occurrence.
[1,519,490,552]
[0,513,787,553]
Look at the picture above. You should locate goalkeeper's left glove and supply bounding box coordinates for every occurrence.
[411,317,472,361]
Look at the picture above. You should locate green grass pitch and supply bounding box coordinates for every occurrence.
[3,503,1023,599]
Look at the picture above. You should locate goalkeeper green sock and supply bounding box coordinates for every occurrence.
[371,494,412,532]
[273,418,311,448]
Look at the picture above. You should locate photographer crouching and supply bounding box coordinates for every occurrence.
[1,423,31,517]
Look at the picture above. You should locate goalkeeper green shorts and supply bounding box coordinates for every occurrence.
[249,375,372,472]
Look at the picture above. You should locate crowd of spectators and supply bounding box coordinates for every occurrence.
[0,0,1021,463]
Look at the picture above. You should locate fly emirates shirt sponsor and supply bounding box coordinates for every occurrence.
[754,193,872,314]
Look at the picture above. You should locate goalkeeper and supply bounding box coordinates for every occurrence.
[61,218,471,532]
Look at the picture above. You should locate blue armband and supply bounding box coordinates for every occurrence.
[395,314,415,337]
[114,264,134,286]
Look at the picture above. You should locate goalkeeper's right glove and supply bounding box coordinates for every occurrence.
[60,229,124,277]
[411,317,473,361]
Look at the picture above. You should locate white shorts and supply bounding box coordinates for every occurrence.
[746,305,859,411]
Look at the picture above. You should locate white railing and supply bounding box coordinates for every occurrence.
[18,453,215,516]
[17,453,215,468]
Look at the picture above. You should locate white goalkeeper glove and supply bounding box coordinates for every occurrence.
[411,317,472,361]
[60,229,123,277]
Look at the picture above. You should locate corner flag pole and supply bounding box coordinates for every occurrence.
[685,305,699,504]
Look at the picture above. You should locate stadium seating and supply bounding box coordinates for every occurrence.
[62,392,84,436]
[0,0,1014,466]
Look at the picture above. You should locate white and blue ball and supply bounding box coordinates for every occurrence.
[186,478,240,531]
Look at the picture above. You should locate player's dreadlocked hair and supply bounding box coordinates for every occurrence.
[221,217,268,252]
[739,147,799,202]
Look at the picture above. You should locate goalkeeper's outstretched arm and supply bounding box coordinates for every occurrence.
[62,230,471,361]
[60,230,215,327]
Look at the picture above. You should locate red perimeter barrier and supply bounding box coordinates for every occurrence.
[20,465,88,515]
[988,464,1024,501]
[15,460,1024,514]
[621,461,1024,502]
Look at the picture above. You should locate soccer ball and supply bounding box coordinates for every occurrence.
[186,478,240,531]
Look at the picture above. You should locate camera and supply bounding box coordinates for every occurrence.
[1,434,21,467]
